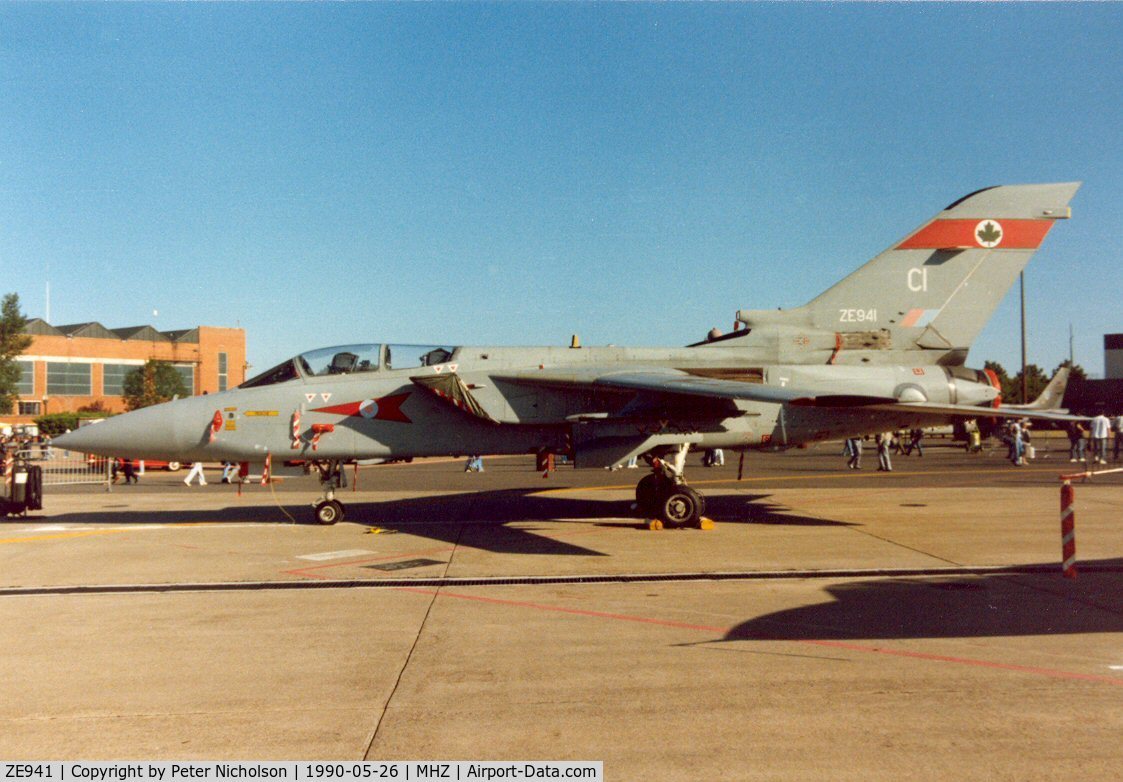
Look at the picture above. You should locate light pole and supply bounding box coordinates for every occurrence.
[1020,271,1028,403]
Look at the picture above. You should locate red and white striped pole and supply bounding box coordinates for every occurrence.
[1060,480,1077,579]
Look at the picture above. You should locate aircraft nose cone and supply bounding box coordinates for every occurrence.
[53,401,192,459]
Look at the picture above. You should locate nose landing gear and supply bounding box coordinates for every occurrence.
[311,460,347,525]
[635,444,709,529]
[314,498,345,525]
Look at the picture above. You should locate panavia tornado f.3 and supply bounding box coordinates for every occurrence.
[57,182,1082,526]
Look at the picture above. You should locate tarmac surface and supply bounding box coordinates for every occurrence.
[2,439,1121,779]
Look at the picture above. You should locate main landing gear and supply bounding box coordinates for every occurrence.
[634,444,708,529]
[311,460,347,525]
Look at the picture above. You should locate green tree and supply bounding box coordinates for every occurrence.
[1009,363,1049,405]
[122,360,188,410]
[0,293,33,415]
[1054,359,1088,383]
[983,360,1008,383]
[982,360,1080,404]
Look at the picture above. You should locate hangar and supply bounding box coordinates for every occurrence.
[1063,333,1123,414]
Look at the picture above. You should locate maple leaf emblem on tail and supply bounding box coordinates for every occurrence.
[975,220,1003,248]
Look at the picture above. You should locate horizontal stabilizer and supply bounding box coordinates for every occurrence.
[1006,366,1070,411]
[858,401,1087,424]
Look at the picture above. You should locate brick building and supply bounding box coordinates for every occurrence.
[8,320,246,424]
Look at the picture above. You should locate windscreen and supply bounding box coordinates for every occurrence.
[239,360,300,389]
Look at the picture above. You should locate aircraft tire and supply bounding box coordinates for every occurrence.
[314,499,345,525]
[658,487,703,528]
[685,486,706,520]
[166,461,182,472]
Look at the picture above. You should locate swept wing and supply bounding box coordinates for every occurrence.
[498,366,1085,424]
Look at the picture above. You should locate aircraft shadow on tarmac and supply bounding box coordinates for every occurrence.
[40,487,853,558]
[698,493,856,527]
[723,560,1123,642]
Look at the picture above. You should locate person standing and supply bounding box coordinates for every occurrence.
[876,432,893,472]
[1113,414,1123,462]
[1066,422,1086,462]
[1009,420,1025,466]
[905,428,924,457]
[221,461,237,483]
[966,426,982,454]
[845,437,862,470]
[184,461,207,486]
[122,458,138,484]
[1090,413,1111,464]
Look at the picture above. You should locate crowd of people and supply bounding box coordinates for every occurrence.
[843,429,927,471]
[839,416,1123,470]
[1064,413,1123,464]
[0,431,53,460]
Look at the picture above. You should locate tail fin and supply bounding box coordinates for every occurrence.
[734,183,1080,365]
[1009,366,1071,411]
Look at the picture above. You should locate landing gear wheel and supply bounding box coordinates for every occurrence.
[166,461,182,472]
[635,474,664,516]
[686,486,706,520]
[659,487,704,528]
[314,499,345,525]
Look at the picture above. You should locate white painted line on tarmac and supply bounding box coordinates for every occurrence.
[1109,665,1123,671]
[297,549,376,561]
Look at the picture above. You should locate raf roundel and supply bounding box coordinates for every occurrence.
[358,399,380,419]
[974,219,1003,248]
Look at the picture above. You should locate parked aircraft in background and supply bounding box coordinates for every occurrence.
[925,365,1072,438]
[57,183,1084,526]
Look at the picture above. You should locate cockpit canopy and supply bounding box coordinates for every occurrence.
[239,343,458,389]
[298,344,383,377]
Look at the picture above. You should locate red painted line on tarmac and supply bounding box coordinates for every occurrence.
[396,587,1123,687]
[394,586,728,633]
[801,640,1123,687]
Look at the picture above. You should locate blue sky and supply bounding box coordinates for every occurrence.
[1,3,1120,377]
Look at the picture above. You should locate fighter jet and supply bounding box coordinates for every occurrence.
[57,182,1082,526]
